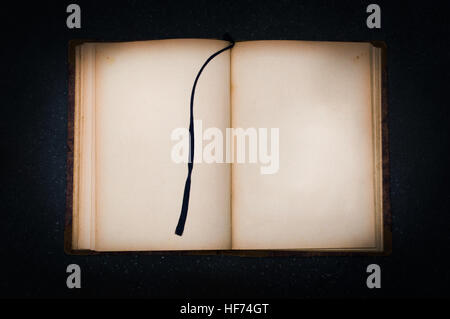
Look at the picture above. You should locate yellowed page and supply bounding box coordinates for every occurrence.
[93,39,231,251]
[231,41,381,250]
[74,43,96,250]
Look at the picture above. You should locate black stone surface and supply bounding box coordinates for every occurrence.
[1,0,449,298]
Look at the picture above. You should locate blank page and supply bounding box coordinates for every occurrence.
[231,41,382,250]
[93,39,231,251]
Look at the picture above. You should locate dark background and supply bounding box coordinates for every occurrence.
[1,0,449,298]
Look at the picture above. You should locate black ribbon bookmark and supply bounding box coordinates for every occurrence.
[175,35,235,236]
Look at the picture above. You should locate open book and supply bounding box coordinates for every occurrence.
[68,39,388,253]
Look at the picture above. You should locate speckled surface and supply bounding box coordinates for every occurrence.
[1,0,449,298]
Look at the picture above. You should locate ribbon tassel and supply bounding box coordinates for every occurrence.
[175,37,235,236]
